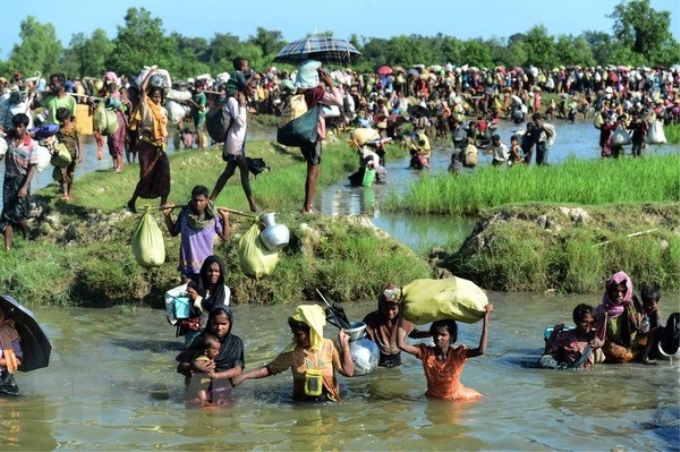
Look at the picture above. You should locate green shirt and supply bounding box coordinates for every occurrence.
[41,93,77,125]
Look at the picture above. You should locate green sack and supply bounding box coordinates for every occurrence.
[93,102,120,135]
[401,277,488,324]
[238,222,279,279]
[276,105,319,147]
[50,142,72,168]
[131,207,166,267]
[361,167,376,187]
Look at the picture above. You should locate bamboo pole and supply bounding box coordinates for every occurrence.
[153,204,258,218]
[593,229,658,247]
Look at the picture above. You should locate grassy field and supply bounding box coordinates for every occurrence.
[388,154,680,216]
[6,137,435,307]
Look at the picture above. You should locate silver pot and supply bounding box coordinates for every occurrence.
[346,322,367,341]
[259,213,290,251]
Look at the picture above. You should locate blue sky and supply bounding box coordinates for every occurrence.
[2,0,679,59]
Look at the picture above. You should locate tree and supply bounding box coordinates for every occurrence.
[9,16,63,76]
[609,0,675,63]
[460,39,494,69]
[249,28,284,60]
[523,25,556,69]
[106,8,176,77]
[554,35,595,67]
[62,29,113,78]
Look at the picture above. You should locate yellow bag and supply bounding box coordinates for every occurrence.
[401,277,488,324]
[238,222,279,279]
[93,102,119,135]
[131,207,166,267]
[304,369,323,396]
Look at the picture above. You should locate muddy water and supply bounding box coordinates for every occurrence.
[2,294,679,451]
[1,121,678,450]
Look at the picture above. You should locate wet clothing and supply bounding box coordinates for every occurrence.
[53,122,80,186]
[363,311,414,367]
[415,344,482,401]
[266,339,343,402]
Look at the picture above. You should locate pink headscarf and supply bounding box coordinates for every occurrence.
[597,271,633,319]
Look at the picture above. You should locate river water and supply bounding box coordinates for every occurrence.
[1,121,679,450]
[4,296,679,451]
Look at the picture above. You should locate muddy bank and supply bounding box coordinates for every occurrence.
[430,203,680,293]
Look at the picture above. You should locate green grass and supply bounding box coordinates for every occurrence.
[7,136,432,307]
[388,154,680,216]
[664,123,680,144]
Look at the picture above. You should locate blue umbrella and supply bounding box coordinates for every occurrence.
[0,295,51,372]
[273,36,361,67]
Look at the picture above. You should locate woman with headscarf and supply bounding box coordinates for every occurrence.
[126,68,170,213]
[176,306,244,405]
[0,305,22,395]
[165,255,231,348]
[363,284,430,368]
[596,271,643,363]
[232,305,354,402]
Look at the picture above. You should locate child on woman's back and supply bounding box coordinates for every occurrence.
[186,333,220,404]
[398,304,493,401]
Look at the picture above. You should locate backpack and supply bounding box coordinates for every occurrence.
[206,98,232,143]
[660,312,680,356]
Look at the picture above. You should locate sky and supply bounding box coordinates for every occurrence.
[2,0,679,60]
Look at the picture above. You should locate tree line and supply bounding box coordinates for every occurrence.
[2,0,678,81]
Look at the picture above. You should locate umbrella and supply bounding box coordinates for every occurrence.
[392,65,406,73]
[0,295,51,372]
[272,36,361,66]
[377,65,392,76]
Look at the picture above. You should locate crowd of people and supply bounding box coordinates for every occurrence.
[0,61,678,401]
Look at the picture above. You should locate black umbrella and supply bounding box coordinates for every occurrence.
[0,295,51,372]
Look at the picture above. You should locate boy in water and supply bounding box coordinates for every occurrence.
[637,283,663,363]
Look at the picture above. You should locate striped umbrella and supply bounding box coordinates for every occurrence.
[273,36,361,67]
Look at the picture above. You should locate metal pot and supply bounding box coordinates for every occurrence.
[259,213,290,251]
[346,322,367,341]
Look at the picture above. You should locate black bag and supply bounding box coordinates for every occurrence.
[276,105,319,147]
[246,157,269,177]
[206,99,231,143]
[661,312,680,355]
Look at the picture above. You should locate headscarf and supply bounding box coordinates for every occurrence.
[196,256,227,313]
[144,92,168,142]
[0,307,20,374]
[185,200,217,232]
[597,271,633,319]
[199,306,244,372]
[288,305,326,351]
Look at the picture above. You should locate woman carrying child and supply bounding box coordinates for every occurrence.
[397,304,493,401]
[176,306,244,405]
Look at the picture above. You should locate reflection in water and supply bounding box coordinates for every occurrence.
[0,396,58,451]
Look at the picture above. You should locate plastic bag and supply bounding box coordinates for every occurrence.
[401,277,489,324]
[611,126,631,146]
[238,222,279,279]
[647,120,667,144]
[33,143,51,172]
[131,208,166,267]
[93,102,119,135]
